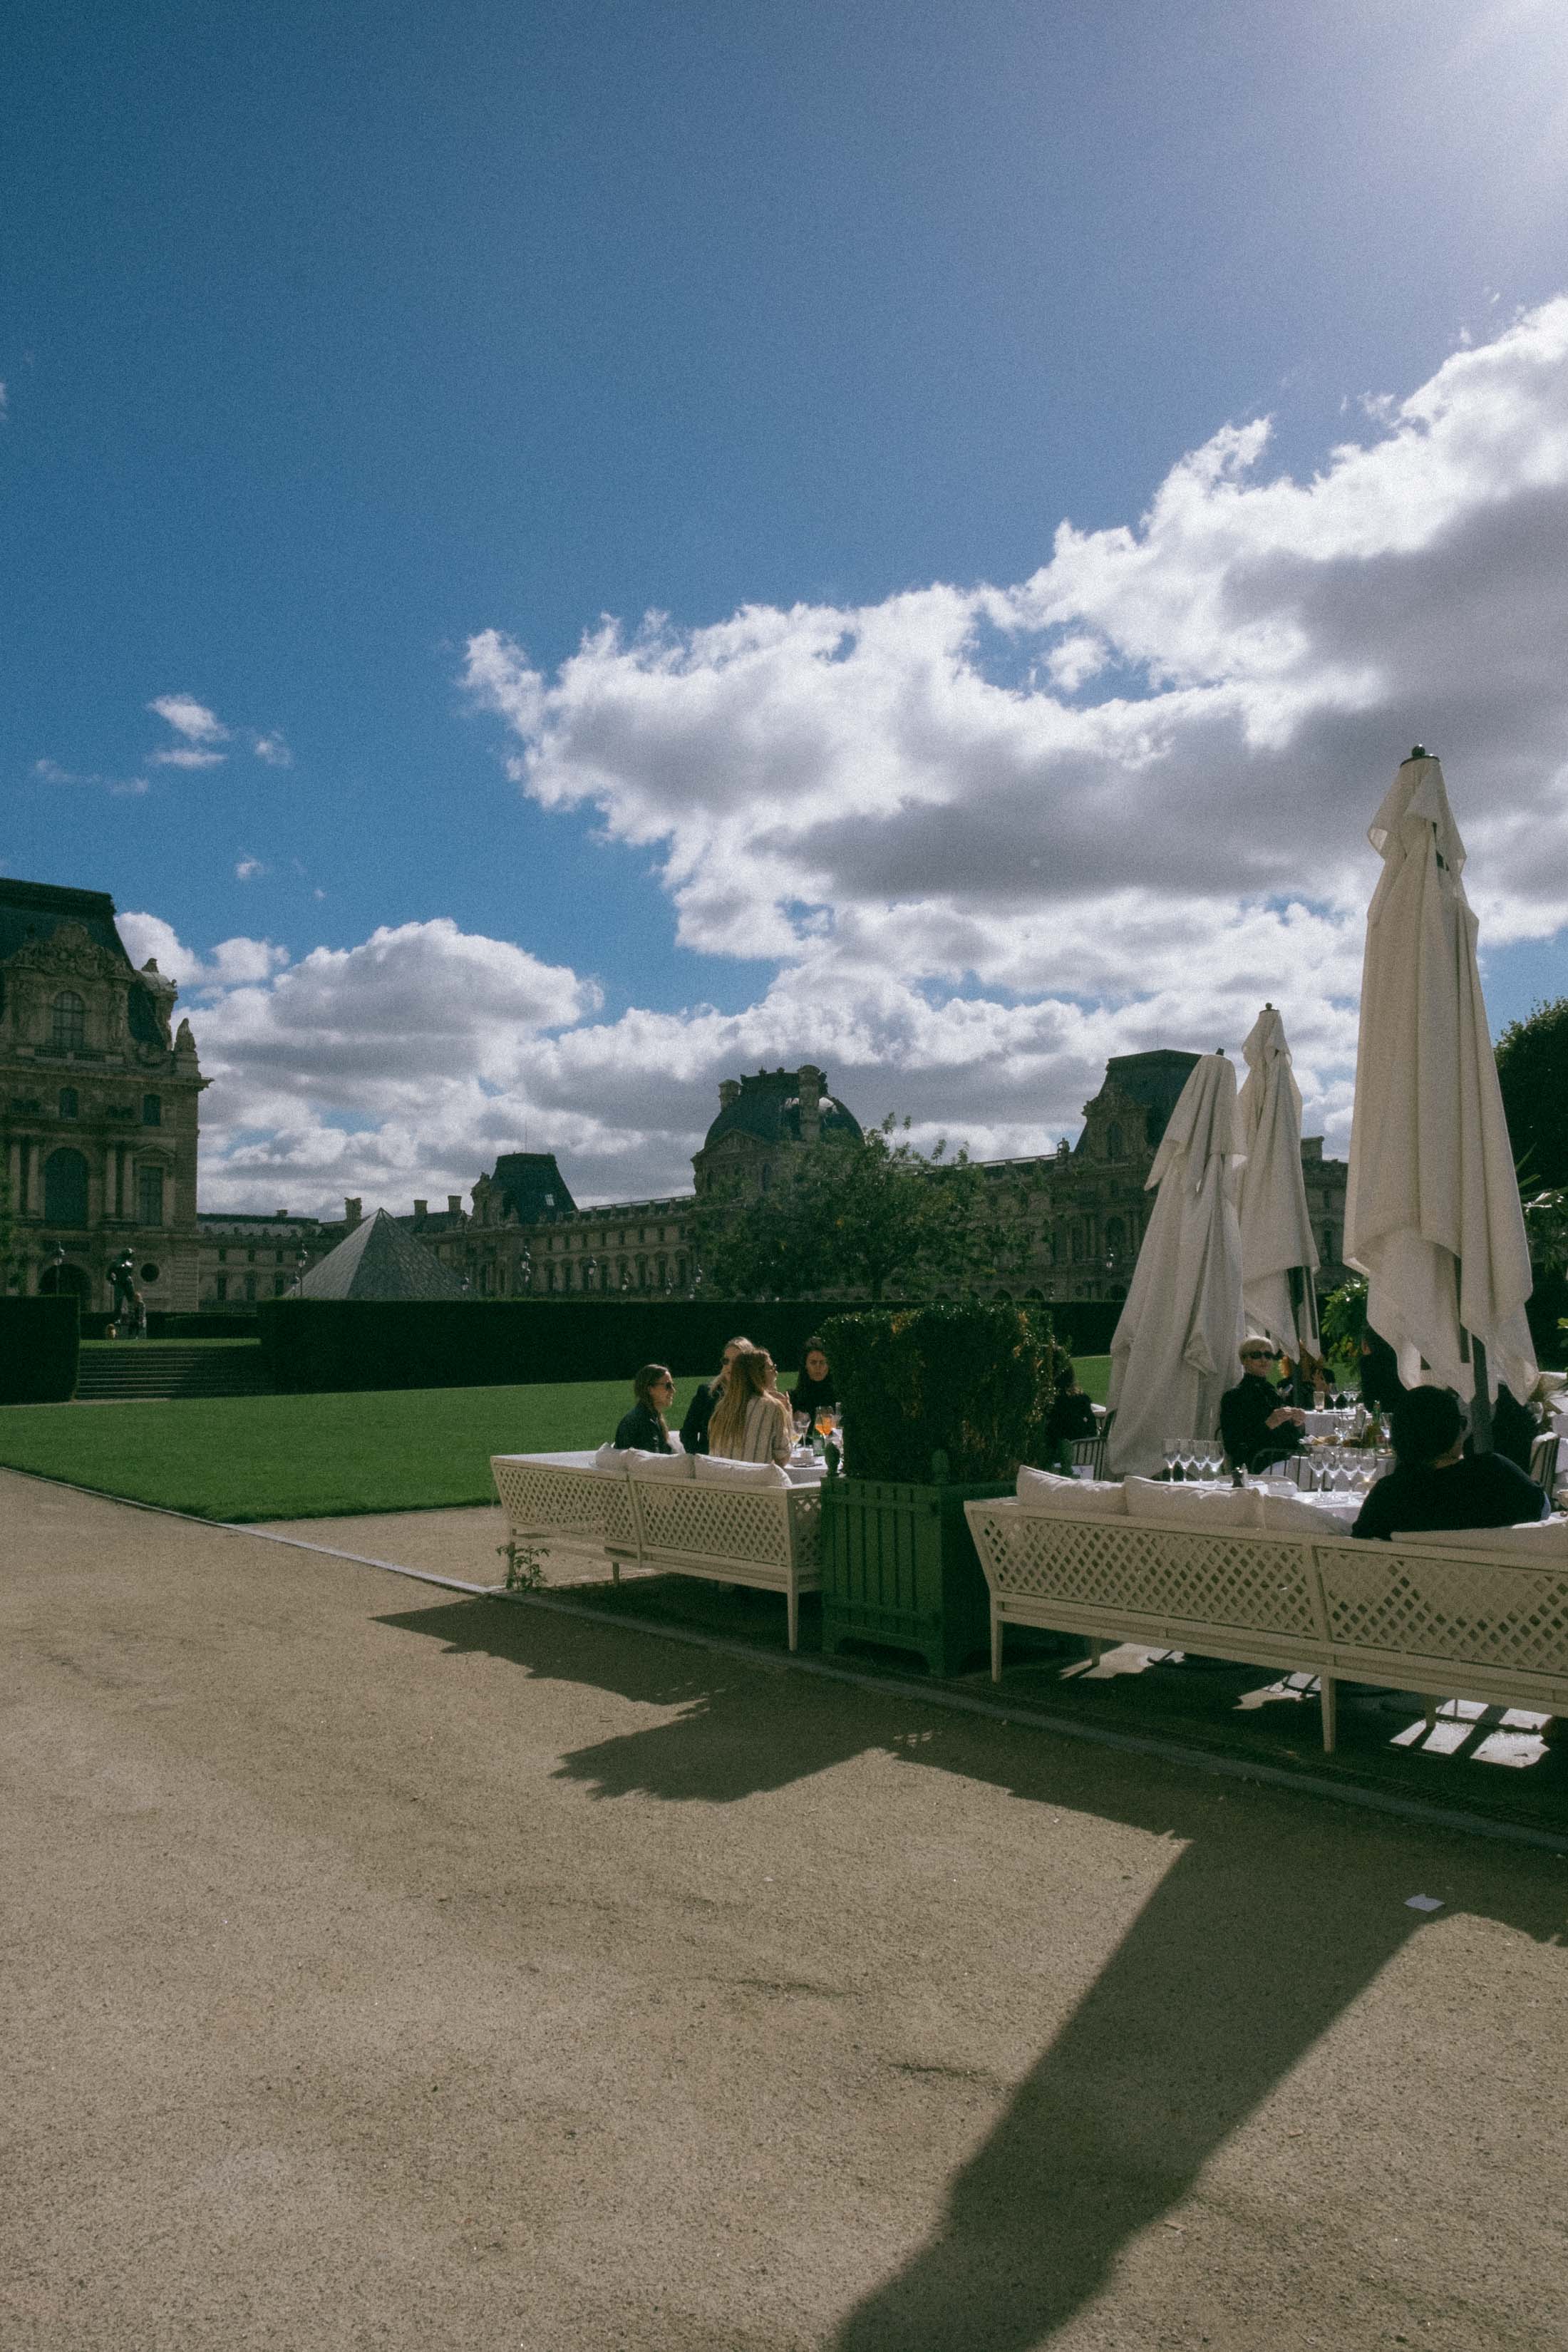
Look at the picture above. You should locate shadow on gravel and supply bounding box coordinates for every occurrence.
[381,1590,1568,2351]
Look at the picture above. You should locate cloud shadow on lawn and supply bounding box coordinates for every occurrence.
[380,1590,1568,2350]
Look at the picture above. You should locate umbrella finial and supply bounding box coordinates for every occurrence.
[1404,743,1430,763]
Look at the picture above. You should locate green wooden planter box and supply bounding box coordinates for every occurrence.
[820,1472,1013,1677]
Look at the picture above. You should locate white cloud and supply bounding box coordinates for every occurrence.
[142,299,1568,1213]
[150,746,227,769]
[33,756,149,798]
[234,856,267,881]
[148,693,229,746]
[253,732,292,767]
[466,295,1568,988]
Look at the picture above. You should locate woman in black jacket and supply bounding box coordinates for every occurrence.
[790,1339,836,1433]
[614,1364,676,1454]
[1045,1363,1098,1472]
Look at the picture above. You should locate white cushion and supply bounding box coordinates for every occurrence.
[1258,1488,1343,1534]
[695,1454,790,1489]
[593,1444,633,1475]
[1394,1517,1568,1557]
[783,1460,826,1485]
[626,1448,695,1481]
[1015,1467,1125,1516]
[1125,1477,1264,1530]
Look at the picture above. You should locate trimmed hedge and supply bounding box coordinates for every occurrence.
[1044,1299,1122,1359]
[820,1302,1061,1485]
[253,1294,1118,1399]
[256,1297,858,1395]
[0,1296,80,1404]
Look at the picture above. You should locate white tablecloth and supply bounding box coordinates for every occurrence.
[1300,1409,1357,1436]
[1252,1482,1363,1527]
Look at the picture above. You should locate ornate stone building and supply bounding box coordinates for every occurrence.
[450,1053,1346,1306]
[972,1050,1347,1305]
[1,880,206,1308]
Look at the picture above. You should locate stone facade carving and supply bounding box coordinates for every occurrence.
[1,883,207,1309]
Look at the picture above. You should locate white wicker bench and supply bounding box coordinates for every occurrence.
[491,1452,824,1649]
[964,1495,1568,1752]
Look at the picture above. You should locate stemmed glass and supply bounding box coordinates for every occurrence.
[1163,1435,1182,1479]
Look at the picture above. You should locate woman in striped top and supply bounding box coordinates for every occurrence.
[706,1346,793,1465]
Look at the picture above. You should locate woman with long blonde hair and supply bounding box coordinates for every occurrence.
[679,1333,754,1456]
[706,1346,792,1465]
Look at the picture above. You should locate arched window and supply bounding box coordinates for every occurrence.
[138,1167,165,1226]
[58,1088,78,1120]
[1106,1122,1123,1160]
[43,1147,89,1227]
[1071,1227,1084,1263]
[51,991,85,1052]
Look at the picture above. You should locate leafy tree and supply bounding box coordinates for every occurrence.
[1318,1276,1368,1373]
[692,1117,1010,1302]
[1497,996,1568,1189]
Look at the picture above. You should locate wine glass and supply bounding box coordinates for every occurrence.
[1162,1435,1182,1478]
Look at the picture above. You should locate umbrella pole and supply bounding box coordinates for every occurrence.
[1455,1257,1495,1453]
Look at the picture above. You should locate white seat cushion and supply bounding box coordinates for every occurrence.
[1015,1466,1125,1516]
[696,1455,790,1489]
[1258,1489,1346,1534]
[1395,1517,1568,1557]
[594,1444,634,1475]
[1125,1477,1264,1530]
[626,1449,695,1481]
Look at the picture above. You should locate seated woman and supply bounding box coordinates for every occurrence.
[614,1363,676,1455]
[1044,1361,1098,1473]
[1353,1384,1549,1540]
[679,1334,753,1457]
[790,1339,835,1431]
[706,1346,792,1465]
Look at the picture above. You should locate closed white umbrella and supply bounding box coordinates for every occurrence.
[1107,1053,1246,1478]
[1343,748,1536,1420]
[1236,1004,1320,1362]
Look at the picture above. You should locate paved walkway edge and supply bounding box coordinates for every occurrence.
[14,1465,1568,1859]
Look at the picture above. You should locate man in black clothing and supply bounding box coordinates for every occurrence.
[1353,1384,1549,1540]
[1219,1339,1306,1472]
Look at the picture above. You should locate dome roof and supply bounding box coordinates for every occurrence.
[701,1067,862,1154]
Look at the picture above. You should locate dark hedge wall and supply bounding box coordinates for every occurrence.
[253,1294,1121,1398]
[820,1302,1061,1484]
[256,1297,857,1394]
[0,1296,81,1403]
[1043,1300,1121,1358]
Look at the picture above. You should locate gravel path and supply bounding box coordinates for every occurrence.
[6,1467,1567,2351]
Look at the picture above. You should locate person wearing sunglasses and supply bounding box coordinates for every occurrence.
[1219,1337,1307,1474]
[615,1363,678,1455]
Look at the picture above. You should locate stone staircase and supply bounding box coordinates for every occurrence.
[75,1344,274,1403]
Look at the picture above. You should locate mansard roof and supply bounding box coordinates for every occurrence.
[0,879,135,969]
[488,1151,577,1222]
[701,1068,862,1152]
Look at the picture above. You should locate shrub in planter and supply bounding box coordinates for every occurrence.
[818,1301,1061,1485]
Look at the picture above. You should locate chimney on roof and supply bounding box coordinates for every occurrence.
[718,1078,741,1110]
[798,1063,824,1145]
[413,1199,428,1219]
[448,1195,462,1215]
[344,1197,362,1227]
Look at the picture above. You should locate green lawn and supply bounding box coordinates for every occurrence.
[0,1355,1111,1522]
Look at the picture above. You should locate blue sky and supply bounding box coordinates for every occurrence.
[5,2,1568,1209]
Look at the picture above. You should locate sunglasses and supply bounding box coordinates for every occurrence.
[1241,1350,1275,1361]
